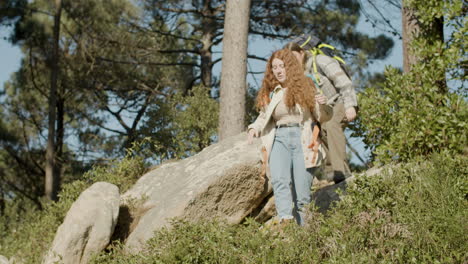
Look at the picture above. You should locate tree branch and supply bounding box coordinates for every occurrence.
[128,20,201,43]
[95,56,200,68]
[130,93,152,132]
[21,118,46,175]
[77,109,127,135]
[248,54,268,61]
[346,139,368,167]
[5,178,42,209]
[248,29,291,39]
[359,0,401,38]
[28,47,47,97]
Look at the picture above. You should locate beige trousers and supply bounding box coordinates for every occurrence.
[321,102,351,182]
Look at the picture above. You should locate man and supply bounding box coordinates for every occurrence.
[286,34,358,183]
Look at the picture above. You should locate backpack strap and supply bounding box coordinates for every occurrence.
[307,44,348,83]
[306,74,319,89]
[308,48,321,83]
[299,35,312,48]
[306,73,324,96]
[317,43,347,65]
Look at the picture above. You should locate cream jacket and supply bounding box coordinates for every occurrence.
[248,86,333,170]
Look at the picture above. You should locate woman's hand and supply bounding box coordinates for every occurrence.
[315,94,327,105]
[247,128,259,144]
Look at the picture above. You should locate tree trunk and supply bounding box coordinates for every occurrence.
[431,16,446,93]
[45,0,62,201]
[54,97,64,187]
[200,32,214,88]
[218,0,251,141]
[0,188,4,215]
[199,0,217,89]
[402,3,419,73]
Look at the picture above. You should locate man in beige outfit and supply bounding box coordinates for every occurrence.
[287,35,358,183]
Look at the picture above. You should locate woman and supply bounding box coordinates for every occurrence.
[247,48,332,226]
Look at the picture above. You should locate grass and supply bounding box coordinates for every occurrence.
[91,153,467,264]
[1,153,466,263]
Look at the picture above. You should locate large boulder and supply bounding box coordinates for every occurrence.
[251,194,276,223]
[43,182,120,264]
[0,255,9,264]
[123,133,270,252]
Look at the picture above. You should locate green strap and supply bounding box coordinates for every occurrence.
[308,48,321,83]
[306,74,323,95]
[318,43,346,64]
[300,36,311,48]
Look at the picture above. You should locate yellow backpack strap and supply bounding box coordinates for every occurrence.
[318,43,346,64]
[333,56,346,65]
[308,48,321,83]
[318,43,334,50]
[306,42,347,85]
[299,35,312,48]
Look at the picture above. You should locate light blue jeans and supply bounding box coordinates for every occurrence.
[269,126,314,226]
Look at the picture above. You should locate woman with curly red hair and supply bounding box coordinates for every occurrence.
[247,48,332,226]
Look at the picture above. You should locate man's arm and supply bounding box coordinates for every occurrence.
[317,55,358,121]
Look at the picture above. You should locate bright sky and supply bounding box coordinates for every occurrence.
[0,15,403,166]
[0,28,22,88]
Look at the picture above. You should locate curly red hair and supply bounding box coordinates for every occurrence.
[256,48,316,113]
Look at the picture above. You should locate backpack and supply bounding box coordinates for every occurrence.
[292,34,352,84]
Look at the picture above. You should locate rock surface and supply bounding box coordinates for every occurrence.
[312,180,348,213]
[251,194,275,222]
[123,133,270,252]
[43,182,120,264]
[0,255,9,264]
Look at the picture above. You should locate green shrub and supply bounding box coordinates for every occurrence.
[90,153,467,264]
[170,85,219,159]
[352,0,467,164]
[0,148,146,263]
[140,85,219,161]
[326,153,467,263]
[355,69,467,164]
